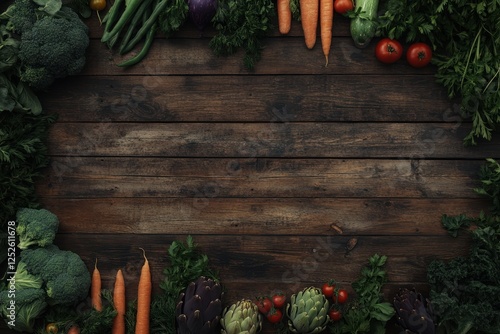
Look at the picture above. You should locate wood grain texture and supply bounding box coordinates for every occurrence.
[3,5,494,333]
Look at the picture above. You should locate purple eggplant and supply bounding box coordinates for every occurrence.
[188,0,217,31]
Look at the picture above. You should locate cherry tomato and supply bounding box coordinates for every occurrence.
[375,38,403,64]
[406,42,432,68]
[255,297,273,314]
[322,281,336,298]
[334,0,354,14]
[89,0,106,11]
[266,308,283,324]
[334,289,348,304]
[271,293,286,309]
[45,323,58,334]
[329,308,342,321]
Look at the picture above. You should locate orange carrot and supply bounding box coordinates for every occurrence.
[91,258,102,311]
[300,0,319,49]
[320,0,334,66]
[135,248,151,334]
[112,269,126,334]
[278,0,292,35]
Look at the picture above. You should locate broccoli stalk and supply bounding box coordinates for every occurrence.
[0,288,47,333]
[15,208,59,250]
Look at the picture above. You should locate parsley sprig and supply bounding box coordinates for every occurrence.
[377,0,500,145]
[209,0,275,70]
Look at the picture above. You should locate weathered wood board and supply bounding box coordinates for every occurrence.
[8,7,497,334]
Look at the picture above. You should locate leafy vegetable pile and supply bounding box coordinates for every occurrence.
[425,158,500,334]
[377,0,500,145]
[329,254,395,334]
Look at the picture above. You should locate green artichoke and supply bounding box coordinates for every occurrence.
[220,299,263,334]
[286,286,330,334]
[175,276,223,334]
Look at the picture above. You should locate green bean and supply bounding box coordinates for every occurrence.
[118,0,154,55]
[101,0,125,41]
[102,0,144,43]
[117,23,158,68]
[120,0,168,55]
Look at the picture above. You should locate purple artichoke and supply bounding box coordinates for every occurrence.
[393,288,435,334]
[176,276,223,334]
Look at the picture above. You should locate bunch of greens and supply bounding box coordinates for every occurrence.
[329,254,395,334]
[209,0,275,70]
[126,236,219,334]
[38,289,117,334]
[377,0,500,146]
[427,158,500,333]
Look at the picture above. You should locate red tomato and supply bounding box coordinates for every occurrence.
[334,289,349,304]
[334,0,354,14]
[271,293,286,309]
[375,38,403,64]
[266,308,283,324]
[329,308,342,321]
[406,42,433,68]
[322,282,336,298]
[255,297,272,314]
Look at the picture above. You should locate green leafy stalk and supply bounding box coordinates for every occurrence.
[329,254,395,334]
[209,0,275,70]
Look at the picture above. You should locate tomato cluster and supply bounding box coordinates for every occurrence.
[375,38,433,68]
[255,292,287,324]
[321,280,349,322]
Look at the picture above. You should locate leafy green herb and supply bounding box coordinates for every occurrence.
[329,254,395,334]
[145,236,219,334]
[427,158,500,333]
[377,0,500,146]
[209,0,275,69]
[157,0,188,37]
[38,289,117,334]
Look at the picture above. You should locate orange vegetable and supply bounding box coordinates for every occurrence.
[135,248,151,334]
[278,0,292,35]
[112,269,126,334]
[67,325,80,334]
[300,0,319,49]
[91,259,102,311]
[320,0,334,66]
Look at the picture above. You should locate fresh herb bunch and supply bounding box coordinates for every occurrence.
[427,158,500,333]
[38,289,117,334]
[209,0,275,69]
[141,236,219,334]
[377,0,500,146]
[329,254,395,334]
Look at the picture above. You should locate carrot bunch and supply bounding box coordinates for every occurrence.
[299,0,334,66]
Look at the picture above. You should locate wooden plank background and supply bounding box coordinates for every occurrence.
[24,5,500,333]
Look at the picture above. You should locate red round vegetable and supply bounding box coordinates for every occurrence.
[406,42,433,68]
[375,38,403,64]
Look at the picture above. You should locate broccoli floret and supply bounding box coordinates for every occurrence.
[16,207,59,250]
[18,6,89,91]
[0,287,47,333]
[1,0,38,35]
[20,244,91,306]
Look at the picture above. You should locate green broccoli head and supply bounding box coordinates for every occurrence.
[20,245,91,306]
[16,207,59,250]
[18,6,89,91]
[1,0,38,35]
[0,287,47,333]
